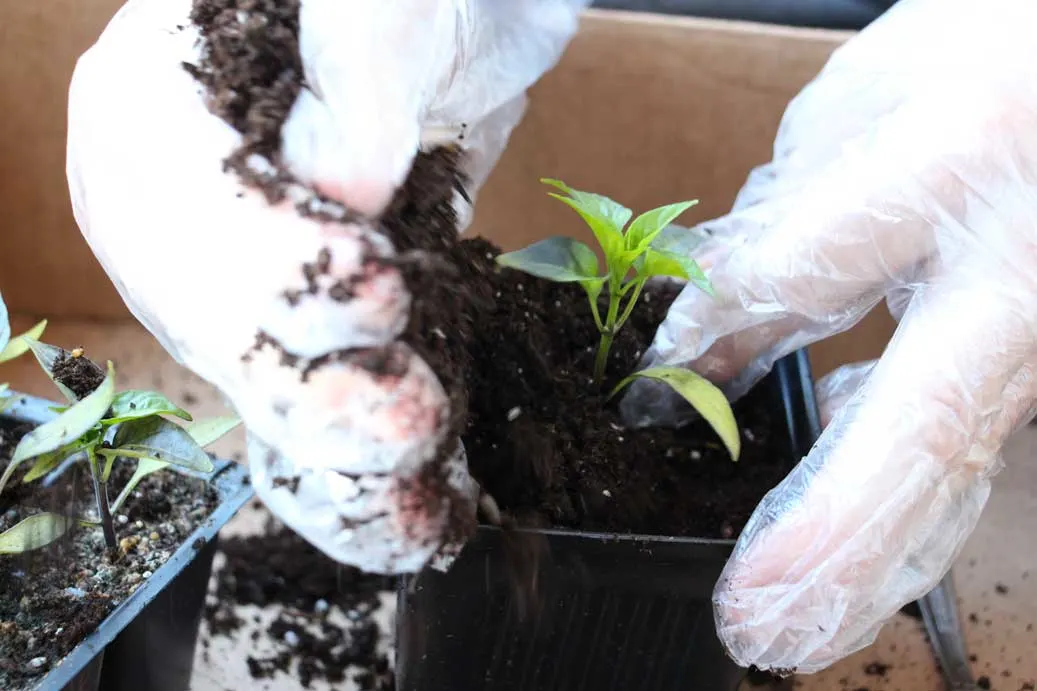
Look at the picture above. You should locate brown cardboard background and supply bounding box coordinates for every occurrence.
[0,0,127,318]
[0,7,893,374]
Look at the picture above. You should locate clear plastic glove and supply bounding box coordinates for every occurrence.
[620,0,1037,673]
[66,0,586,574]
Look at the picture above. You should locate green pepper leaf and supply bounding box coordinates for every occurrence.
[541,178,629,257]
[0,362,115,496]
[25,340,101,403]
[648,223,710,256]
[22,444,82,484]
[497,236,604,284]
[109,416,215,474]
[184,415,242,447]
[0,513,74,554]
[640,249,714,296]
[625,201,699,251]
[104,390,193,425]
[0,320,48,365]
[610,366,740,461]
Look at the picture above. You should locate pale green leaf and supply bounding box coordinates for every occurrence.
[110,457,170,515]
[540,178,629,256]
[0,513,73,554]
[104,390,193,425]
[184,416,242,447]
[640,249,714,296]
[625,201,699,251]
[109,416,215,473]
[0,320,47,365]
[6,362,115,477]
[611,366,740,461]
[496,236,602,284]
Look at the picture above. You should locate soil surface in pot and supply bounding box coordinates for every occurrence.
[0,418,220,690]
[200,516,395,690]
[186,0,795,542]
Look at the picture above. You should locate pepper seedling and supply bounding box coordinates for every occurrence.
[496,178,739,460]
[0,340,240,554]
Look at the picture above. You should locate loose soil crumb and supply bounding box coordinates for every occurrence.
[201,528,394,690]
[51,351,106,401]
[0,422,219,690]
[185,0,797,541]
[863,661,890,677]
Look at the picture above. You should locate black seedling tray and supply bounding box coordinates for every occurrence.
[396,350,821,691]
[2,392,253,691]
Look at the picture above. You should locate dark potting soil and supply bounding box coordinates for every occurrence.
[185,0,795,540]
[201,526,394,689]
[0,374,219,688]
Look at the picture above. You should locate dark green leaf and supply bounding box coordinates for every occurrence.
[625,201,699,251]
[540,178,629,257]
[496,237,603,284]
[104,390,193,425]
[110,416,215,473]
[0,320,47,365]
[0,513,73,554]
[1,363,116,495]
[610,366,740,461]
[184,416,242,447]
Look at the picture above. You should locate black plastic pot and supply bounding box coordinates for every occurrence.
[2,392,254,691]
[396,350,821,691]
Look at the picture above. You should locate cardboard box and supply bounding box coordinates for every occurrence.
[0,6,894,375]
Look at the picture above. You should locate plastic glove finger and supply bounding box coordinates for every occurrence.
[814,361,878,429]
[626,75,1037,428]
[714,255,1035,673]
[248,433,477,574]
[283,0,464,213]
[427,0,588,125]
[69,0,409,367]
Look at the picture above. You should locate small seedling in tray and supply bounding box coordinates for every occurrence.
[0,339,240,555]
[496,178,739,460]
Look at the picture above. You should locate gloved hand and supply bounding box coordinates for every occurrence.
[620,0,1037,673]
[66,0,586,574]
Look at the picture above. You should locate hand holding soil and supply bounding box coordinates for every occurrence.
[65,0,587,575]
[607,0,1037,674]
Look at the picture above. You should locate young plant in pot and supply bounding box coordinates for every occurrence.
[0,301,251,691]
[396,180,821,691]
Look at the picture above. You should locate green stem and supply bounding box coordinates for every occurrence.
[615,279,646,331]
[593,277,625,385]
[587,292,604,332]
[87,447,117,551]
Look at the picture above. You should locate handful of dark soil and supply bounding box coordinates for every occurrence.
[185,0,794,542]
